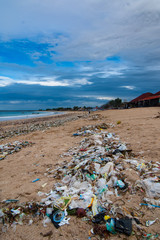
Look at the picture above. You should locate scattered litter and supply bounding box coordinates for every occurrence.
[140,203,160,208]
[137,178,160,198]
[142,233,159,239]
[3,199,19,204]
[106,218,116,234]
[28,219,33,225]
[0,113,89,140]
[0,123,159,239]
[32,178,40,183]
[0,141,33,160]
[115,217,132,236]
[144,197,160,206]
[146,218,158,227]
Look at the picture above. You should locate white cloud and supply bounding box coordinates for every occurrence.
[30,52,44,60]
[96,96,115,100]
[72,78,93,85]
[99,70,124,78]
[0,75,92,87]
[120,85,136,90]
[0,75,69,87]
[78,66,93,72]
[0,0,160,110]
[9,101,22,104]
[0,76,13,87]
[146,65,160,71]
[0,0,160,63]
[88,65,129,79]
[18,80,69,87]
[77,95,115,101]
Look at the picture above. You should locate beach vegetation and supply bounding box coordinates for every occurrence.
[101,98,123,109]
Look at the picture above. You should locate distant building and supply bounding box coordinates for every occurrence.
[129,91,160,107]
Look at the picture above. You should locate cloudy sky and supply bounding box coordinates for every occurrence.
[0,0,160,109]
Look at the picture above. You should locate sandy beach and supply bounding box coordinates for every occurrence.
[0,107,160,240]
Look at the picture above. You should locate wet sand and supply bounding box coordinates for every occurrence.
[0,107,160,240]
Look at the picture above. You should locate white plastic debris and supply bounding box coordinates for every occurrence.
[144,198,160,206]
[140,178,160,198]
[0,209,4,217]
[46,208,53,215]
[118,144,127,151]
[28,219,33,225]
[11,208,21,216]
[43,216,51,227]
[59,217,70,226]
[146,218,158,227]
[99,162,114,175]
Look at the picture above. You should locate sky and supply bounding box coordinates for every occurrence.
[0,0,160,110]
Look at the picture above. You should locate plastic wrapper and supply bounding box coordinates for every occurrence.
[144,197,160,206]
[99,162,114,175]
[43,216,51,227]
[92,195,98,216]
[107,176,118,187]
[136,178,160,198]
[118,144,127,151]
[94,163,101,173]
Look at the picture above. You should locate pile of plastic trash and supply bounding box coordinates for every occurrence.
[0,124,159,238]
[0,141,33,160]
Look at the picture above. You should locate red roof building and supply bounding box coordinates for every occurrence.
[130,92,153,103]
[154,91,160,96]
[129,91,160,107]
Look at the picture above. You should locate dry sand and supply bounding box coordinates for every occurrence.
[0,107,160,240]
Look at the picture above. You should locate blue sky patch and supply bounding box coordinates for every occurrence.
[106,56,121,62]
[56,61,75,68]
[0,39,56,66]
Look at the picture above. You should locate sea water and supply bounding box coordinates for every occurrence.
[0,110,64,121]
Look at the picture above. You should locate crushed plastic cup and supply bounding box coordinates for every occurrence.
[117,180,125,189]
[146,218,158,227]
[106,218,116,234]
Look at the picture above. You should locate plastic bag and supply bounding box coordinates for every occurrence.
[107,176,118,187]
[136,178,160,198]
[118,144,127,151]
[62,175,72,184]
[144,197,160,206]
[92,195,98,216]
[99,162,114,175]
[97,178,108,193]
[94,163,101,173]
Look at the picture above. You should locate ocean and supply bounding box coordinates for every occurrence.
[0,110,64,121]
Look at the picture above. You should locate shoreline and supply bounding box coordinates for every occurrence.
[0,110,66,122]
[0,111,88,141]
